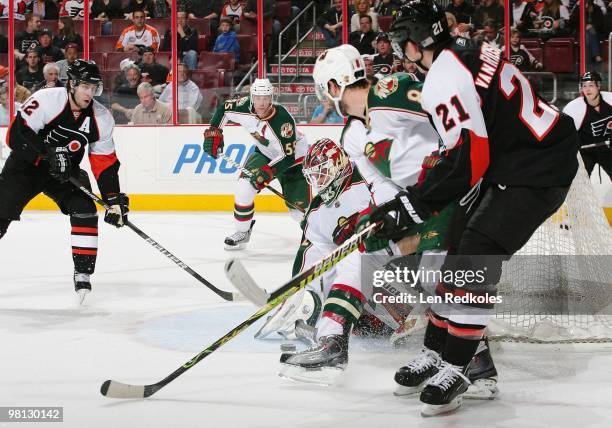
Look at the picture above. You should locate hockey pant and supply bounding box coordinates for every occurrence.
[0,155,99,275]
[233,150,310,232]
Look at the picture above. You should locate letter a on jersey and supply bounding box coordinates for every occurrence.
[79,117,91,134]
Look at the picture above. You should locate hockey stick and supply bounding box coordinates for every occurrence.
[224,259,269,306]
[100,222,379,399]
[219,153,306,213]
[69,177,241,302]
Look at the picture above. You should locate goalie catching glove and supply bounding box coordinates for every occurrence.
[104,193,129,227]
[203,127,224,159]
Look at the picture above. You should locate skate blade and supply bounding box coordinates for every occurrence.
[224,243,247,251]
[278,363,344,386]
[464,379,499,400]
[77,289,90,305]
[420,396,462,417]
[393,382,425,396]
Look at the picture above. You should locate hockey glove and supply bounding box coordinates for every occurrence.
[332,211,359,246]
[203,127,224,159]
[370,189,430,242]
[47,146,72,183]
[104,193,129,227]
[249,164,274,190]
[355,205,389,253]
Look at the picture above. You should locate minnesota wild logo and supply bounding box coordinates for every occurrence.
[374,75,399,99]
[237,96,248,106]
[364,139,393,178]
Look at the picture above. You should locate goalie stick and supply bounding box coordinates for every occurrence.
[69,176,241,302]
[224,259,269,306]
[100,222,379,399]
[219,153,305,213]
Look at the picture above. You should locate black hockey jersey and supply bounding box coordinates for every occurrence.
[562,91,612,151]
[7,87,121,197]
[416,37,578,211]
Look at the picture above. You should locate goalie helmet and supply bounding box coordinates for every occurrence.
[303,138,353,205]
[67,59,103,96]
[313,45,366,117]
[580,70,602,86]
[388,0,450,58]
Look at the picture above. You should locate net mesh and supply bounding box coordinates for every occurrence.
[491,157,612,343]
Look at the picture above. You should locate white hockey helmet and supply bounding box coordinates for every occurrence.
[250,78,274,104]
[313,44,366,117]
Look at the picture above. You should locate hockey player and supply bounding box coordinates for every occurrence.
[367,0,579,416]
[562,71,612,179]
[203,78,310,250]
[0,60,129,304]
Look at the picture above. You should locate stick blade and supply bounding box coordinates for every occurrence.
[225,259,269,306]
[100,380,146,399]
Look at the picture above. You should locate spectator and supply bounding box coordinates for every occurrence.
[535,0,570,36]
[16,49,44,91]
[472,0,504,30]
[59,0,86,19]
[512,0,537,35]
[53,16,83,51]
[401,56,425,81]
[351,0,379,32]
[161,9,199,70]
[37,29,65,64]
[91,0,124,35]
[318,0,343,48]
[147,0,171,18]
[291,0,310,18]
[310,97,343,124]
[375,0,401,17]
[116,10,161,52]
[14,13,41,62]
[221,0,243,28]
[0,83,12,126]
[445,0,475,26]
[446,12,470,38]
[505,29,543,72]
[349,14,377,55]
[131,82,172,124]
[138,47,169,85]
[570,0,605,65]
[111,63,142,124]
[244,0,280,35]
[55,42,79,81]
[0,34,7,53]
[371,32,401,78]
[124,0,148,19]
[31,0,59,20]
[363,54,374,78]
[191,0,223,27]
[159,62,202,112]
[477,19,504,50]
[213,17,241,63]
[33,62,64,92]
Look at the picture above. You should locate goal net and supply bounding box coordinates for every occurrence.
[490,157,612,343]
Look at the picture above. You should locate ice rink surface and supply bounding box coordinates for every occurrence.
[1,212,612,428]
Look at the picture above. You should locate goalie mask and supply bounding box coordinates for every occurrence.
[303,138,353,205]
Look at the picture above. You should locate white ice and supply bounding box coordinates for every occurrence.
[1,212,612,428]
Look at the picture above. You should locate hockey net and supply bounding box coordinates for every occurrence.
[490,158,612,343]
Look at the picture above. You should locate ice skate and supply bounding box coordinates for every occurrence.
[394,347,442,396]
[224,220,255,251]
[465,337,499,400]
[74,272,91,305]
[420,362,470,417]
[278,334,348,385]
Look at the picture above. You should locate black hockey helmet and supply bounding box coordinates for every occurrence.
[67,59,103,96]
[388,0,450,57]
[580,70,602,85]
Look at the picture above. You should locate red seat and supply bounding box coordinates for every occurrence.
[154,53,171,68]
[39,20,58,34]
[0,53,8,68]
[106,52,140,69]
[236,34,257,64]
[239,18,273,35]
[378,15,393,33]
[190,70,222,89]
[90,35,119,52]
[198,52,235,71]
[110,19,132,35]
[543,37,575,73]
[187,19,212,36]
[276,1,292,26]
[197,35,210,51]
[521,38,542,50]
[14,20,26,33]
[147,18,170,35]
[87,20,102,37]
[0,21,7,37]
[89,52,106,70]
